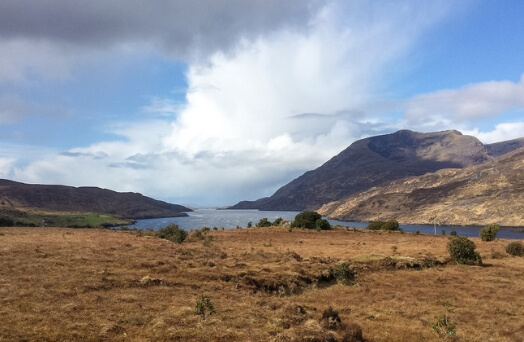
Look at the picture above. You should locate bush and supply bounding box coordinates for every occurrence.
[382,220,401,231]
[447,236,482,265]
[315,218,331,231]
[479,225,500,241]
[195,295,215,320]
[366,219,401,231]
[366,220,385,230]
[157,223,187,244]
[256,218,272,227]
[333,262,356,284]
[292,211,330,230]
[0,217,14,227]
[273,217,283,226]
[505,241,524,256]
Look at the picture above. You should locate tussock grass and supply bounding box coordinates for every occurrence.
[0,226,522,341]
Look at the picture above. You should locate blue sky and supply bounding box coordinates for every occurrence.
[1,0,524,207]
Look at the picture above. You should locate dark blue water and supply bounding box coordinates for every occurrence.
[122,209,524,239]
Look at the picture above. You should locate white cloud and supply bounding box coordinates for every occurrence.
[404,74,524,125]
[463,122,524,144]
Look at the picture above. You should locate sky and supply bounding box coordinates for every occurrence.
[1,0,524,207]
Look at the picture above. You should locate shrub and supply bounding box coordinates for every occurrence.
[382,220,401,231]
[432,301,457,338]
[505,241,524,256]
[256,218,272,227]
[333,262,356,284]
[195,295,215,320]
[366,220,385,230]
[157,224,187,244]
[315,218,331,231]
[366,219,401,231]
[0,217,14,227]
[450,230,457,236]
[247,221,252,228]
[479,225,500,241]
[273,217,283,226]
[292,211,330,230]
[447,236,482,265]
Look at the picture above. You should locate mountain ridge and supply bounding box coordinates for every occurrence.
[318,146,524,226]
[231,129,511,211]
[0,179,191,219]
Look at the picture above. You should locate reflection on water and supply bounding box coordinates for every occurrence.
[123,209,524,240]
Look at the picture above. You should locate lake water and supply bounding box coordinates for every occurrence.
[122,209,524,240]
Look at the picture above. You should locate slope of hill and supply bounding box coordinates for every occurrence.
[319,147,524,226]
[231,129,493,211]
[0,179,191,219]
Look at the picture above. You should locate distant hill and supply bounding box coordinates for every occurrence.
[0,179,191,219]
[319,146,524,226]
[231,129,498,211]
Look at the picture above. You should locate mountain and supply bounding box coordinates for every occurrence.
[0,179,191,219]
[231,129,495,211]
[318,146,524,226]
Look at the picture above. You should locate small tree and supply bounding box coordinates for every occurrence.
[479,225,500,242]
[157,223,187,244]
[292,211,328,229]
[447,236,482,265]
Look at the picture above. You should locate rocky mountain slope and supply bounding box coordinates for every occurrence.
[319,146,524,226]
[232,130,498,211]
[0,179,191,219]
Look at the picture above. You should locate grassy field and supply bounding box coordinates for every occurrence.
[0,226,522,341]
[0,209,134,228]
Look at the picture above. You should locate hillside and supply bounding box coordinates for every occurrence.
[0,179,191,220]
[319,146,524,226]
[231,129,495,211]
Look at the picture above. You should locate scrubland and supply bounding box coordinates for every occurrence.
[0,226,522,341]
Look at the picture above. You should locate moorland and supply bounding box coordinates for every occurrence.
[1,225,522,341]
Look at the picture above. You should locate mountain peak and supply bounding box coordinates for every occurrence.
[230,129,520,211]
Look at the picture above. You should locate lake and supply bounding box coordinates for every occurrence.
[122,209,524,239]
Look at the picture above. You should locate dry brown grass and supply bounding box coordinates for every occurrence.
[0,226,523,341]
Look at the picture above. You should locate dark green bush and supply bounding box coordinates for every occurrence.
[0,217,14,227]
[382,220,401,231]
[450,230,457,236]
[273,217,283,226]
[479,225,500,241]
[366,220,385,230]
[157,223,187,244]
[366,219,401,231]
[292,211,330,230]
[447,236,482,265]
[256,217,272,227]
[315,218,331,231]
[505,241,524,256]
